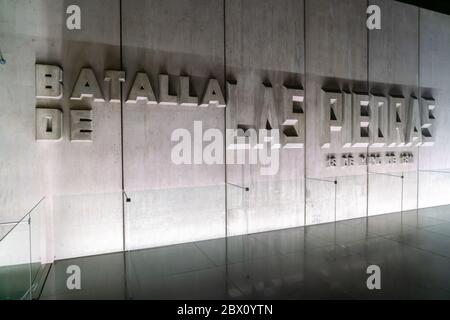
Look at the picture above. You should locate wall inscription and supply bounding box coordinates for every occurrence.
[34,64,436,170]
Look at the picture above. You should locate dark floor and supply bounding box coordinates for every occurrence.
[39,206,450,299]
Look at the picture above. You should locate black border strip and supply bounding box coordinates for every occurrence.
[397,0,450,16]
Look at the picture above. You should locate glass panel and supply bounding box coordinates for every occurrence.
[226,181,250,238]
[418,8,450,211]
[402,170,419,212]
[418,170,450,209]
[224,0,306,237]
[222,0,306,293]
[367,0,420,217]
[304,0,368,225]
[41,193,125,300]
[251,178,305,231]
[51,193,124,259]
[0,197,46,300]
[124,187,226,300]
[122,0,226,254]
[125,186,225,251]
[305,177,336,225]
[336,174,368,221]
[0,221,31,300]
[1,0,123,276]
[368,172,403,216]
[29,200,45,299]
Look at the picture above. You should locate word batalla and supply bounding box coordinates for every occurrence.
[35,65,225,106]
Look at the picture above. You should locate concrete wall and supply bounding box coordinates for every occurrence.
[122,0,226,250]
[418,9,450,208]
[0,0,123,263]
[1,0,450,265]
[305,0,368,223]
[225,0,306,234]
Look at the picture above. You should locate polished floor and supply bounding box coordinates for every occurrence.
[40,205,450,299]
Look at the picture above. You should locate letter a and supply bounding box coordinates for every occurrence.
[66,5,81,30]
[66,265,81,290]
[366,265,381,290]
[366,5,381,30]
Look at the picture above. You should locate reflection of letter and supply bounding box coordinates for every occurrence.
[200,79,225,107]
[159,74,178,105]
[35,64,63,99]
[370,95,389,147]
[70,109,93,142]
[104,70,125,103]
[70,69,105,102]
[126,73,157,104]
[257,83,280,148]
[281,86,304,148]
[352,94,370,147]
[321,90,342,148]
[406,97,422,146]
[420,98,436,146]
[388,96,406,147]
[259,84,279,129]
[36,108,63,140]
[179,76,198,106]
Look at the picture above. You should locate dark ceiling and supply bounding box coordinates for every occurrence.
[397,0,450,15]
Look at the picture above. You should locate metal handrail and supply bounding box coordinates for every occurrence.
[226,182,250,191]
[419,169,450,174]
[368,171,403,179]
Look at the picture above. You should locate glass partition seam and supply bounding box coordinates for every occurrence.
[334,178,337,223]
[303,0,307,228]
[119,0,125,254]
[401,172,404,213]
[223,0,228,242]
[366,0,370,219]
[27,214,32,300]
[416,8,421,213]
[223,0,229,298]
[119,0,131,301]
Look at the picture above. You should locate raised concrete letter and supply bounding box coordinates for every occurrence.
[70,109,93,142]
[35,64,63,99]
[71,69,104,102]
[200,79,225,107]
[36,108,63,140]
[104,70,125,103]
[127,73,157,104]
